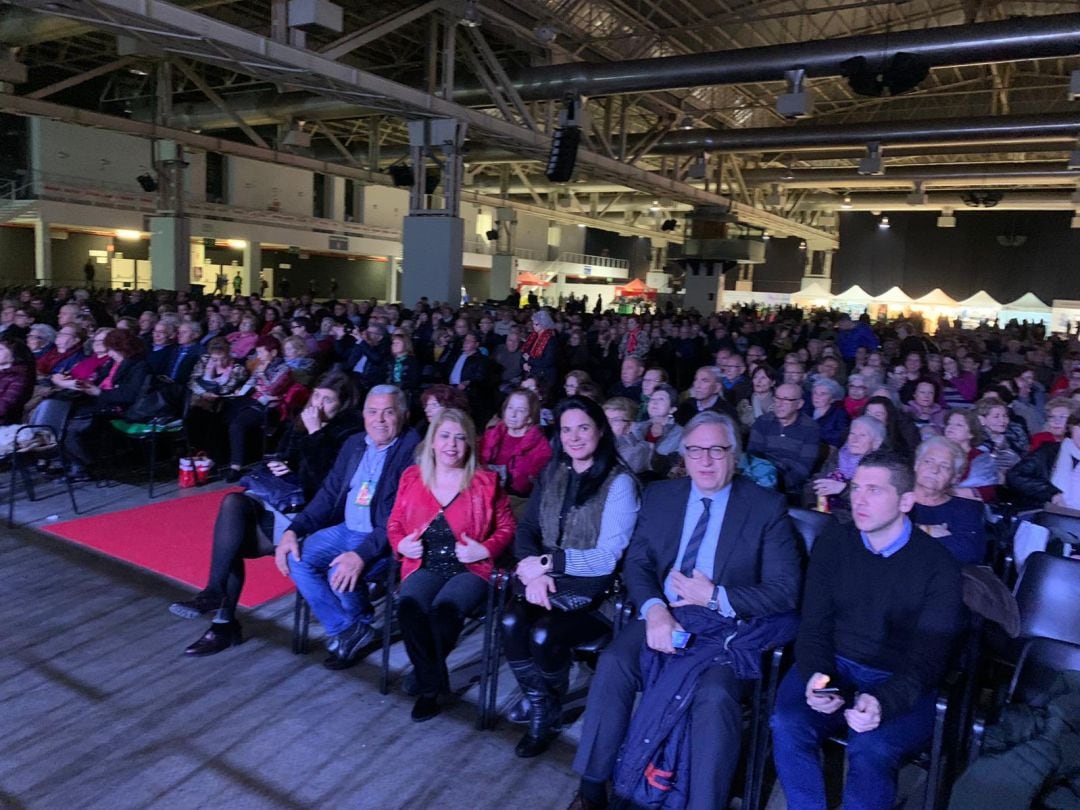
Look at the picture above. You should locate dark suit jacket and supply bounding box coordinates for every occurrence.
[344,340,391,391]
[442,350,488,387]
[287,428,421,564]
[674,396,737,427]
[624,476,801,619]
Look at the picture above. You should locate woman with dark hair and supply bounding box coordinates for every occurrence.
[169,371,365,655]
[388,408,515,721]
[863,394,921,460]
[477,387,552,499]
[905,377,946,440]
[64,328,150,478]
[221,335,293,481]
[943,408,998,502]
[259,305,280,336]
[388,332,421,402]
[0,337,35,424]
[502,395,639,758]
[417,383,470,434]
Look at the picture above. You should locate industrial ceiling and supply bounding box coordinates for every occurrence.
[2,0,1080,245]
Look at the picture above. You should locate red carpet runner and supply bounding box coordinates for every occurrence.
[41,488,295,608]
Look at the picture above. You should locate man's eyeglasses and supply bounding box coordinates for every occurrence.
[775,396,802,402]
[684,445,732,460]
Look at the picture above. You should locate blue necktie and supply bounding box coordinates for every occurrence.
[680,497,712,577]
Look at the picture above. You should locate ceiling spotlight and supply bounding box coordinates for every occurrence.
[841,194,853,209]
[459,0,482,27]
[780,166,795,182]
[533,24,557,45]
[879,215,891,229]
[776,68,814,119]
[762,232,770,241]
[1068,147,1080,170]
[858,142,883,176]
[679,116,694,130]
[1069,70,1080,101]
[687,154,707,180]
[798,240,807,250]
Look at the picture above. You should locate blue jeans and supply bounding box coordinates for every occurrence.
[770,656,936,810]
[288,522,374,637]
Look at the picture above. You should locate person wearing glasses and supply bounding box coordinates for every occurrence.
[908,436,987,564]
[748,382,822,494]
[719,353,751,408]
[568,411,800,810]
[344,321,390,394]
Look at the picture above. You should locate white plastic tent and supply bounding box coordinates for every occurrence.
[958,290,1002,310]
[790,282,834,307]
[876,286,914,306]
[1001,293,1051,325]
[831,285,874,315]
[913,288,959,307]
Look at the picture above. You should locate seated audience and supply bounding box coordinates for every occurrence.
[976,396,1025,483]
[608,357,644,401]
[603,396,651,475]
[675,366,736,426]
[1028,396,1075,451]
[64,329,150,479]
[570,411,800,810]
[748,382,821,493]
[1007,411,1080,510]
[220,335,293,481]
[387,331,421,408]
[275,385,421,669]
[770,451,964,810]
[806,415,885,522]
[910,436,988,564]
[476,388,552,499]
[842,374,869,418]
[503,396,639,759]
[863,395,920,460]
[417,384,470,435]
[904,378,945,440]
[806,378,850,449]
[737,364,775,429]
[169,373,364,654]
[521,309,558,390]
[0,338,35,425]
[942,409,998,502]
[25,323,56,362]
[225,312,259,359]
[719,353,751,406]
[563,369,593,399]
[388,408,515,721]
[633,382,683,477]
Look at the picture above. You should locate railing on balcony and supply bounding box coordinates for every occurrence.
[557,252,629,270]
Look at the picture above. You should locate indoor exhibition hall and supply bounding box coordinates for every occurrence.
[2,1,1080,809]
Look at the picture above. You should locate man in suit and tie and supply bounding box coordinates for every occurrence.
[569,411,801,810]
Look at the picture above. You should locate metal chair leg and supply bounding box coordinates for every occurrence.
[379,557,398,695]
[147,429,158,499]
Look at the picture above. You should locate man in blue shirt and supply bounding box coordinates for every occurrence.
[770,451,963,810]
[275,385,421,669]
[570,412,800,810]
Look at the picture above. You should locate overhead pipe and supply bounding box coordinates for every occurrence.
[163,13,1080,130]
[455,13,1080,103]
[741,162,1080,188]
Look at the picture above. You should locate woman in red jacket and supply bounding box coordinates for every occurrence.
[388,408,515,722]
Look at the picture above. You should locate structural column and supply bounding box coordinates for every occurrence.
[33,219,52,284]
[682,261,725,313]
[149,216,190,291]
[241,240,262,296]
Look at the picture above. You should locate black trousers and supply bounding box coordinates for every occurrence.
[396,568,488,696]
[571,620,746,810]
[501,597,610,672]
[202,492,276,622]
[224,398,267,467]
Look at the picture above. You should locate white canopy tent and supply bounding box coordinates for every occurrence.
[832,285,875,315]
[1001,293,1052,326]
[958,291,1002,327]
[911,289,960,332]
[871,286,914,318]
[790,282,834,308]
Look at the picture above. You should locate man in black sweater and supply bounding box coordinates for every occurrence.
[770,450,963,810]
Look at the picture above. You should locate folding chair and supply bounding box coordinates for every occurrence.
[8,397,80,525]
[108,389,191,498]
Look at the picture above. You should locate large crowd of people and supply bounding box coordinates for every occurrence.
[5,282,1078,808]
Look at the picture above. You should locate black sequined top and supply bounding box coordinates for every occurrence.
[421,508,467,578]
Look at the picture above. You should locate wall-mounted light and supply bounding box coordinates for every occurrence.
[841,194,853,209]
[116,229,142,240]
[227,239,247,249]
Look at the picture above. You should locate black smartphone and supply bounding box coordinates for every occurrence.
[812,687,842,695]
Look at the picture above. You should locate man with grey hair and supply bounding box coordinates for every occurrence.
[275,385,420,669]
[569,410,800,810]
[675,365,736,426]
[749,382,822,493]
[345,320,391,394]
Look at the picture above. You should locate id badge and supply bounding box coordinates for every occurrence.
[355,481,374,507]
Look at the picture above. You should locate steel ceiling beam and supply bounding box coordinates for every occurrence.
[10,0,835,246]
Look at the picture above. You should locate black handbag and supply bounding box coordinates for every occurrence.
[513,573,612,612]
[238,466,306,513]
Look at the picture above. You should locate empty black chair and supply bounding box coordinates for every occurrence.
[1012,552,1080,645]
[9,397,80,525]
[1034,510,1080,557]
[788,507,836,558]
[1007,637,1080,704]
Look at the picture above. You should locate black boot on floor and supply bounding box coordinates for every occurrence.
[509,660,564,758]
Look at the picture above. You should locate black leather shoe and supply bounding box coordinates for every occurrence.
[506,693,530,724]
[169,592,222,620]
[222,467,242,483]
[322,621,375,670]
[402,670,420,696]
[411,694,440,723]
[184,621,242,656]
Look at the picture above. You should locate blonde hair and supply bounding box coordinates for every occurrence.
[418,408,477,491]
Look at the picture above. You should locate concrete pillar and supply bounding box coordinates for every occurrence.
[735,263,754,291]
[490,253,514,300]
[401,217,462,306]
[33,219,52,284]
[327,176,346,221]
[683,261,725,313]
[149,216,190,291]
[241,241,261,297]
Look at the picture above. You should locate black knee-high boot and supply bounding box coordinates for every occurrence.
[509,659,569,758]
